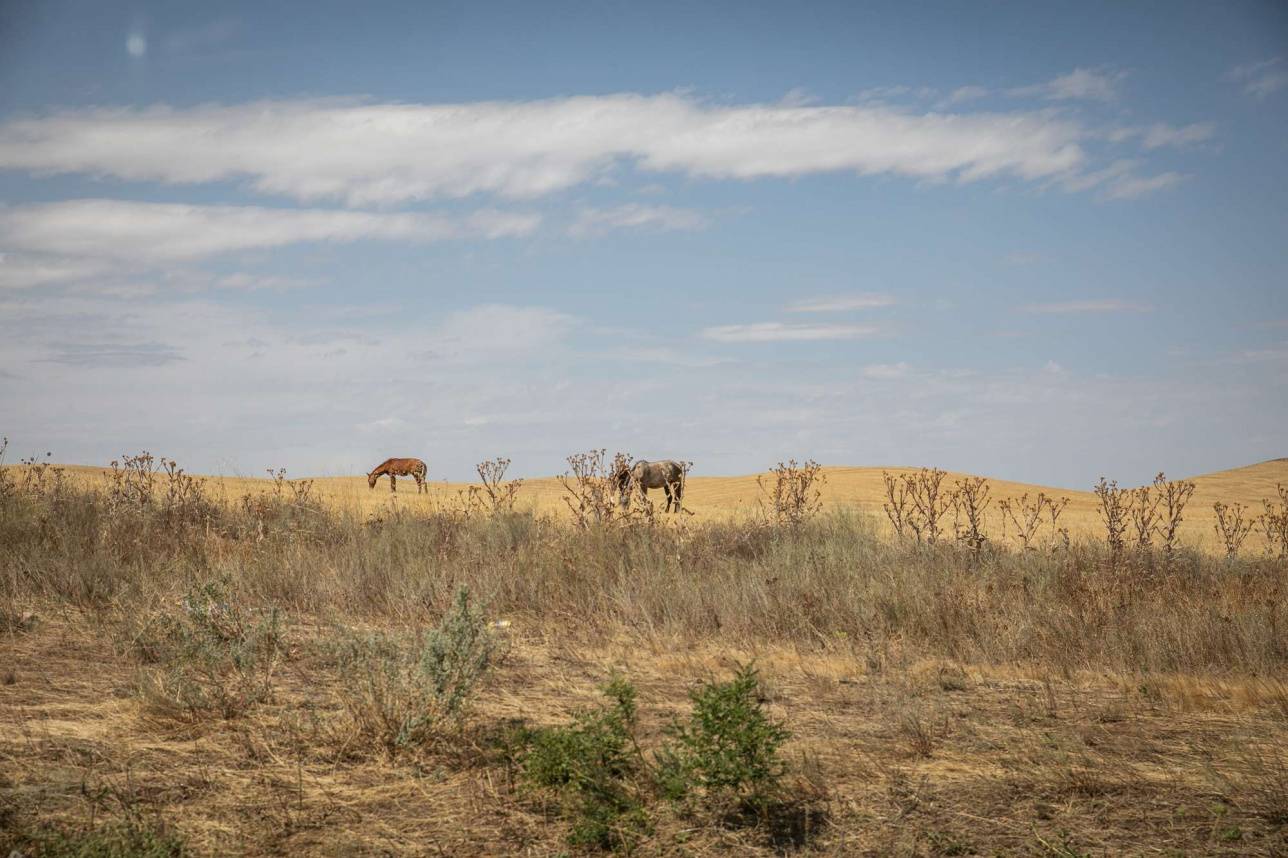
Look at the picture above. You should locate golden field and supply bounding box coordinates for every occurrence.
[40,456,1288,551]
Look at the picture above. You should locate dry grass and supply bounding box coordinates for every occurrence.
[2,457,1287,854]
[18,457,1288,552]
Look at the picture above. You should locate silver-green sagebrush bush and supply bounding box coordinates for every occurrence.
[130,577,284,721]
[334,586,499,756]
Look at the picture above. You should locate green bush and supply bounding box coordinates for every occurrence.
[659,664,790,809]
[335,587,497,756]
[524,676,651,851]
[130,578,283,720]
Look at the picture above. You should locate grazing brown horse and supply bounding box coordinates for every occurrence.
[367,458,428,493]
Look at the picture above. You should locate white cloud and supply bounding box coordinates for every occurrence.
[1011,67,1126,102]
[1021,299,1152,314]
[0,253,111,290]
[1139,122,1215,149]
[1228,58,1288,99]
[1054,158,1183,200]
[429,304,577,361]
[1109,122,1216,150]
[862,362,910,379]
[700,322,881,342]
[786,293,895,312]
[1101,171,1185,200]
[0,94,1092,205]
[942,86,989,106]
[569,204,709,237]
[0,199,539,262]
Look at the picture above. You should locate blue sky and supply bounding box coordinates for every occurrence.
[0,0,1285,487]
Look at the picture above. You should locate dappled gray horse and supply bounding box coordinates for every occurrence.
[615,459,687,512]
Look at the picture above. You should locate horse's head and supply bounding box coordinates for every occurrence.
[614,462,635,507]
[367,471,378,490]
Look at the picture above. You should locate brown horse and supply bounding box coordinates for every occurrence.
[367,458,427,493]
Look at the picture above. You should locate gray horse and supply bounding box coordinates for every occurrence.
[615,459,687,513]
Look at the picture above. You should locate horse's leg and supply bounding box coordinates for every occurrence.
[390,473,397,493]
[418,472,426,494]
[673,479,683,513]
[662,483,674,512]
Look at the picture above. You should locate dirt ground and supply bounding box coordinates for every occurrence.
[3,615,1285,856]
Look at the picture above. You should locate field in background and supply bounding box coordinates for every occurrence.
[38,456,1288,551]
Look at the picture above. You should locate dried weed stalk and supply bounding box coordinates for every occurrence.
[467,457,524,514]
[758,459,825,526]
[1154,472,1196,554]
[1213,501,1255,558]
[559,449,631,528]
[1093,478,1131,558]
[907,468,952,544]
[950,476,991,557]
[1260,484,1288,559]
[881,471,912,539]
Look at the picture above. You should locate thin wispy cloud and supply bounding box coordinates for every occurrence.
[0,254,110,290]
[862,362,910,379]
[1021,299,1152,314]
[1010,67,1126,102]
[0,200,539,262]
[1107,122,1216,149]
[569,204,709,237]
[700,322,881,342]
[41,341,185,367]
[0,94,1096,205]
[1101,171,1185,200]
[786,293,896,312]
[1228,58,1288,99]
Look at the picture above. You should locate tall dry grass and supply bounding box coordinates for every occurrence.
[3,461,1286,678]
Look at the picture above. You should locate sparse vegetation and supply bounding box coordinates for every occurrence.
[129,577,284,721]
[1093,477,1131,558]
[1214,500,1256,558]
[331,587,497,756]
[658,664,790,812]
[2,449,1287,855]
[758,459,825,526]
[1260,484,1288,559]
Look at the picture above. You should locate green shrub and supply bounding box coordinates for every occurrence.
[335,587,497,756]
[524,676,651,851]
[131,578,283,720]
[659,664,790,809]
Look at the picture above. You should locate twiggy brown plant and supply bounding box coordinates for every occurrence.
[757,459,826,526]
[109,452,159,510]
[950,476,991,557]
[1261,484,1288,559]
[1129,483,1161,551]
[907,468,952,544]
[1154,472,1195,555]
[0,436,13,500]
[17,451,65,501]
[1213,501,1255,559]
[1093,478,1131,559]
[558,449,626,528]
[998,493,1050,551]
[882,471,912,539]
[267,468,316,507]
[1048,495,1071,550]
[160,457,211,524]
[467,457,523,514]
